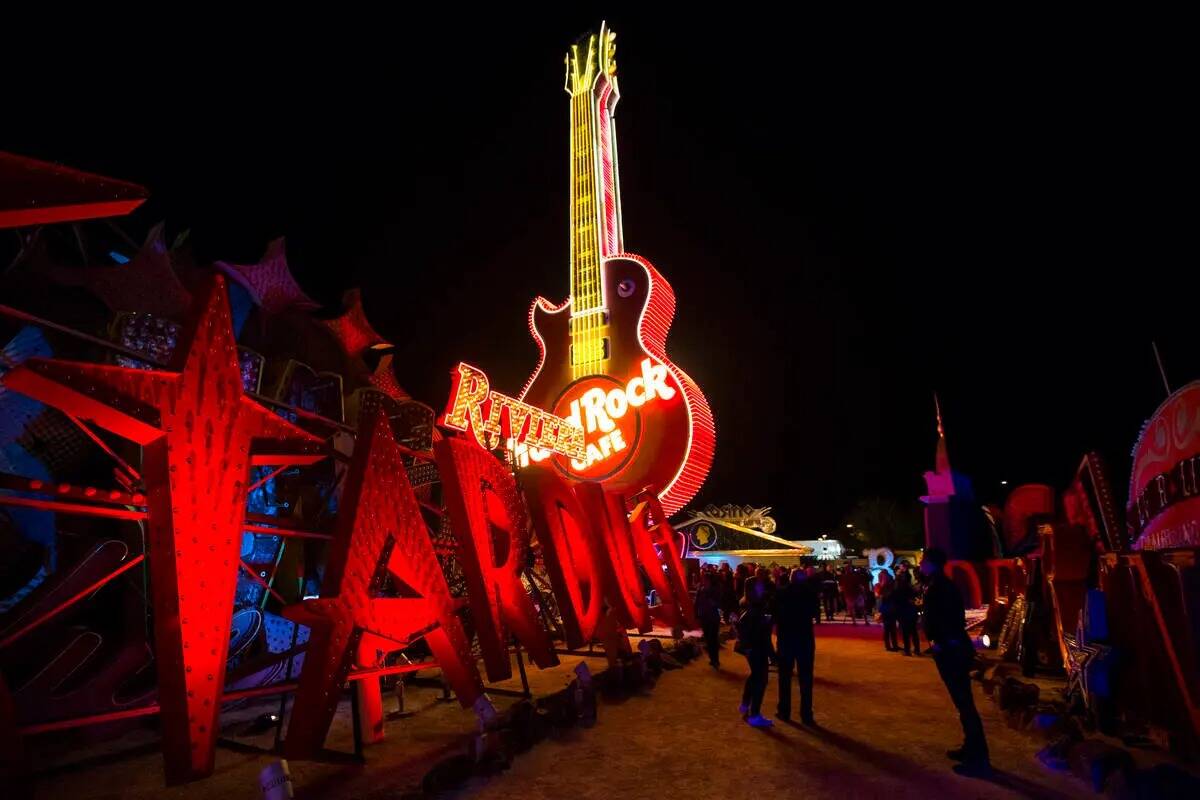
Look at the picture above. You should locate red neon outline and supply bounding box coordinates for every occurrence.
[518,295,571,401]
[519,264,714,517]
[611,252,715,516]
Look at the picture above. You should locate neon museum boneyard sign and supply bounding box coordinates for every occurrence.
[0,277,700,785]
[0,24,713,787]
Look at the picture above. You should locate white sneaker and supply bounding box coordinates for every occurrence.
[738,703,749,717]
[746,714,774,728]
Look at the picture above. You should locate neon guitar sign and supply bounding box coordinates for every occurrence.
[520,23,714,515]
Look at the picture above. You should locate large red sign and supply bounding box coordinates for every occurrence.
[435,436,560,681]
[518,25,713,517]
[2,276,326,783]
[281,407,483,759]
[0,25,714,788]
[1128,380,1200,550]
[0,277,696,782]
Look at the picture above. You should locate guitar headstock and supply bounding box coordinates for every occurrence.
[564,21,617,96]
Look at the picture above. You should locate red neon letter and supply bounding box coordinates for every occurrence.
[523,469,604,649]
[575,483,651,633]
[282,408,483,759]
[434,437,559,681]
[628,492,697,630]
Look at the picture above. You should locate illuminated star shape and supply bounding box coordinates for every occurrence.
[1,275,325,784]
[281,407,481,759]
[367,351,411,400]
[214,237,319,314]
[46,222,192,318]
[321,288,387,359]
[1064,614,1106,708]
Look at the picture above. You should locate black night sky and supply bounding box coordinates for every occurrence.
[4,12,1194,536]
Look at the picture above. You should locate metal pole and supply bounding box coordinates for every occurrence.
[350,683,364,760]
[1152,341,1171,397]
[274,621,301,751]
[513,638,531,698]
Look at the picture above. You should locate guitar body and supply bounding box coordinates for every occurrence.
[520,253,714,515]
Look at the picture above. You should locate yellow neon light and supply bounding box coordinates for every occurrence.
[442,362,585,460]
[563,23,622,381]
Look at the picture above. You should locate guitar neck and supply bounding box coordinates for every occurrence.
[565,27,623,379]
[568,54,622,316]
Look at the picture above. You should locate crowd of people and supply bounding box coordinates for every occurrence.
[690,548,991,777]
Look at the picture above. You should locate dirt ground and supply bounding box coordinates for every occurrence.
[452,624,1089,800]
[25,625,1092,799]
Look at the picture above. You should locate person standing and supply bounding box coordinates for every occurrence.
[774,568,817,724]
[694,571,723,668]
[718,563,736,624]
[805,566,822,625]
[819,566,838,621]
[755,565,774,605]
[876,570,899,651]
[732,564,749,613]
[920,548,990,777]
[736,577,774,728]
[894,562,922,656]
[838,565,863,625]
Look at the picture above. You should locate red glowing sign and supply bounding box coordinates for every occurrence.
[1,276,325,784]
[282,407,483,759]
[434,436,560,681]
[628,493,696,630]
[518,25,713,516]
[1129,380,1200,550]
[575,483,651,632]
[523,469,605,649]
[0,25,721,787]
[442,361,584,459]
[546,357,678,480]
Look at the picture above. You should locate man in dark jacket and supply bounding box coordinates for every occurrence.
[694,572,723,668]
[920,548,990,777]
[893,564,922,656]
[774,568,817,724]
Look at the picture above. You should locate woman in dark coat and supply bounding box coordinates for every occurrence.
[893,564,922,656]
[736,577,775,728]
[694,572,724,668]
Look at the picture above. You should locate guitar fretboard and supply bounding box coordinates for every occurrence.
[570,88,603,315]
[569,72,607,379]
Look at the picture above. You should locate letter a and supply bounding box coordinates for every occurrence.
[435,437,559,681]
[282,408,483,759]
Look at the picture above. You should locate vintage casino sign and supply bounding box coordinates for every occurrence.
[443,359,683,489]
[1128,380,1200,550]
[517,23,714,516]
[0,277,697,784]
[550,357,677,477]
[0,25,716,789]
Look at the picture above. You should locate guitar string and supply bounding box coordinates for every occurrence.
[585,56,602,378]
